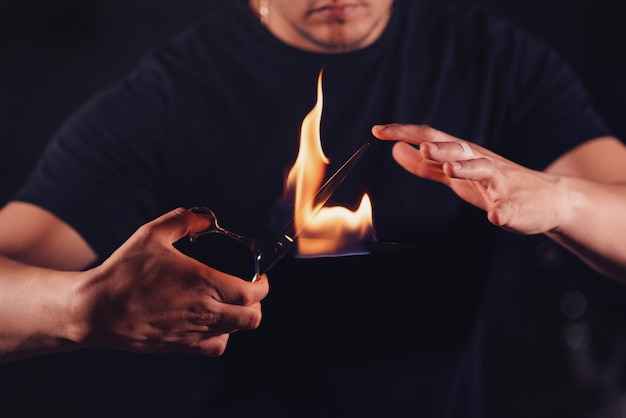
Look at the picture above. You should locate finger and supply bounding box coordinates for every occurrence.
[190,273,268,330]
[391,141,424,175]
[420,141,475,162]
[183,295,262,332]
[443,157,493,182]
[205,301,263,332]
[488,199,517,229]
[372,123,451,145]
[247,273,270,302]
[207,270,270,305]
[183,324,239,336]
[157,333,231,357]
[144,207,212,244]
[195,334,230,357]
[457,142,474,158]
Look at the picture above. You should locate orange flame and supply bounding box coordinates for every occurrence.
[285,70,375,257]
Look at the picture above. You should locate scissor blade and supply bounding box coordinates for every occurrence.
[281,142,370,240]
[309,142,371,216]
[256,142,370,276]
[255,239,415,278]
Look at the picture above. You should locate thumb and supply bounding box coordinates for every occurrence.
[147,207,212,244]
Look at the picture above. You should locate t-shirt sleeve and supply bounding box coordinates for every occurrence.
[487,11,614,169]
[13,55,173,259]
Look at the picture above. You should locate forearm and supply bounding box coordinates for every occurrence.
[0,255,89,364]
[546,176,626,283]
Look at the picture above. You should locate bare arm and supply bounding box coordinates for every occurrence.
[544,138,626,281]
[373,123,626,283]
[0,202,98,270]
[0,203,269,364]
[0,255,88,363]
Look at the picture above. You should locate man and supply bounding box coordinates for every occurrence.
[1,0,626,416]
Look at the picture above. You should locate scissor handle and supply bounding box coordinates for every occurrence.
[253,235,294,279]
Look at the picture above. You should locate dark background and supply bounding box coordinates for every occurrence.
[2,0,625,204]
[1,0,626,417]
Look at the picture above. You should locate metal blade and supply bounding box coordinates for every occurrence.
[255,142,370,276]
[280,142,370,240]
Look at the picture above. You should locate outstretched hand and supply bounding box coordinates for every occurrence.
[82,207,269,356]
[372,123,563,235]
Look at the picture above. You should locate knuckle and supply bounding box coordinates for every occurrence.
[134,222,156,243]
[239,286,258,305]
[226,284,258,306]
[199,336,229,357]
[243,306,263,330]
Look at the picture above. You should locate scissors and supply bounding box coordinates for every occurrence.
[189,142,410,281]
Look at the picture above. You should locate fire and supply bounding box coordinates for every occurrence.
[285,70,375,257]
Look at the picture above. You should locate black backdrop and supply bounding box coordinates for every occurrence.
[2,0,625,205]
[1,1,626,417]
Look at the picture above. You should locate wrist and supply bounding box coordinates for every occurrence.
[0,264,95,363]
[547,175,588,236]
[69,266,108,348]
[60,270,95,347]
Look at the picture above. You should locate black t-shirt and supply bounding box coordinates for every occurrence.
[11,0,613,416]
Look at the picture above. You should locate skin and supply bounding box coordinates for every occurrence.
[2,0,626,364]
[0,0,394,364]
[251,0,394,53]
[371,124,626,281]
[0,206,269,363]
